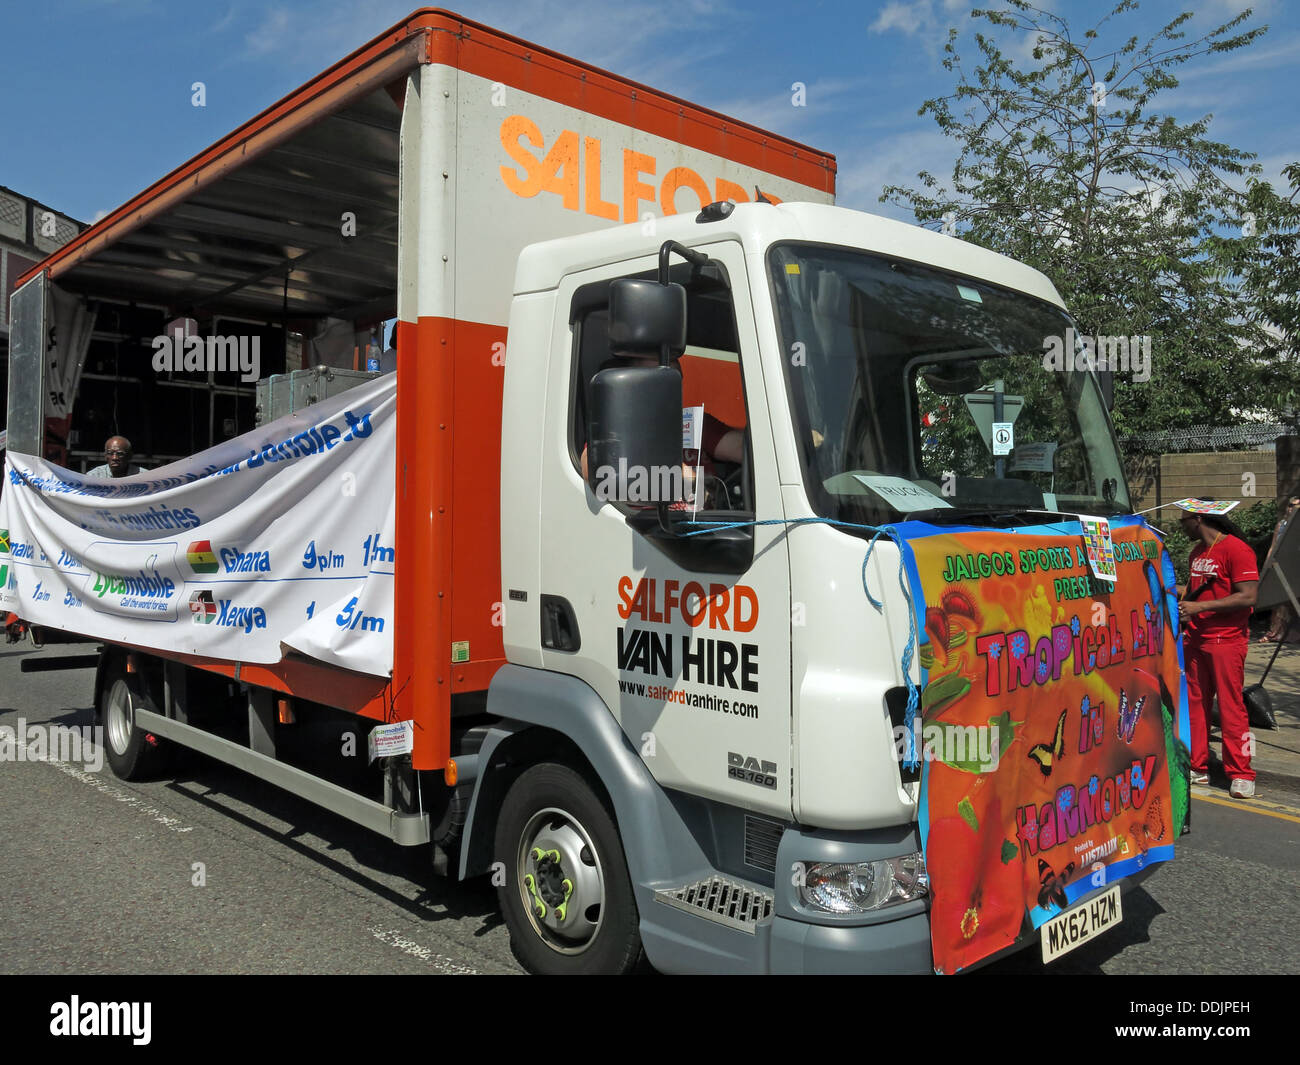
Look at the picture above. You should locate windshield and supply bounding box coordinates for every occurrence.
[767,243,1130,526]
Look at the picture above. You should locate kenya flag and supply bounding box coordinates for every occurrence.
[189,590,216,624]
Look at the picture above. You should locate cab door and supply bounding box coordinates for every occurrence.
[536,241,793,819]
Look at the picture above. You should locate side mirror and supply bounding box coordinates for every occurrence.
[1097,368,1115,411]
[609,279,687,357]
[587,365,683,504]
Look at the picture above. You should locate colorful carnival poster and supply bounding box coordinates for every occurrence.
[901,516,1191,973]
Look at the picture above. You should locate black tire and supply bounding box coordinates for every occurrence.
[100,660,170,781]
[494,763,644,974]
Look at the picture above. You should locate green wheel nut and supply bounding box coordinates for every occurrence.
[524,872,547,919]
[555,878,575,922]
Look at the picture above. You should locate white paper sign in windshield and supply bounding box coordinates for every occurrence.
[1011,441,1058,473]
[853,475,952,512]
[682,405,703,450]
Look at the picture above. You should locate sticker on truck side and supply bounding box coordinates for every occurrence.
[368,721,414,762]
[616,576,763,721]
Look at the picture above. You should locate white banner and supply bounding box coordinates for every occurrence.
[1,375,396,677]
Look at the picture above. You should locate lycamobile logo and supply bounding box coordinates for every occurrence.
[186,540,219,574]
[91,569,175,600]
[189,589,216,624]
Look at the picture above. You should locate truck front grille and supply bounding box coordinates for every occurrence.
[654,877,774,934]
[743,814,783,874]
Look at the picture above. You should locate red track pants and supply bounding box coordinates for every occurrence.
[1184,635,1255,782]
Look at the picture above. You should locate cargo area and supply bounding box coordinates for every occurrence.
[8,26,413,471]
[5,9,835,776]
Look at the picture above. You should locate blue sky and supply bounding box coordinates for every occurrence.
[4,1,1296,226]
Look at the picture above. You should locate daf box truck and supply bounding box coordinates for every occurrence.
[2,9,1186,974]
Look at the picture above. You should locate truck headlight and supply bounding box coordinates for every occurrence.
[798,853,928,914]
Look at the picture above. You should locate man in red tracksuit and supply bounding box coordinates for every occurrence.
[1176,507,1259,798]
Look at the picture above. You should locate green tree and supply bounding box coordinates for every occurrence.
[1216,163,1300,414]
[881,1,1300,443]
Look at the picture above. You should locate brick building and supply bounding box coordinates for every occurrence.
[0,185,84,425]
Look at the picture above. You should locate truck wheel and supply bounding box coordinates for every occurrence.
[101,665,169,781]
[495,763,644,974]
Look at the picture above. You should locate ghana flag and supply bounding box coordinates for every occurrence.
[186,540,219,574]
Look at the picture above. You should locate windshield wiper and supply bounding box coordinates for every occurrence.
[901,507,1033,527]
[903,505,1131,527]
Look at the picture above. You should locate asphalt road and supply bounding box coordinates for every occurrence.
[0,644,523,975]
[1,641,1297,976]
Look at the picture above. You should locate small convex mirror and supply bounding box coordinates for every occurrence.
[608,279,687,357]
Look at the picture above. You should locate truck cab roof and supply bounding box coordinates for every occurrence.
[514,201,1065,311]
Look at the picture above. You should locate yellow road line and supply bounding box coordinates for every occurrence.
[1192,790,1300,824]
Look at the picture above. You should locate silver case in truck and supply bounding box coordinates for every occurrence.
[255,366,381,426]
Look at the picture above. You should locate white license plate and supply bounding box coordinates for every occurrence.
[1041,883,1122,963]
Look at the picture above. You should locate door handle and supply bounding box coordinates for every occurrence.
[540,595,581,652]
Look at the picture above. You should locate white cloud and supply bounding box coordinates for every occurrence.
[707,76,876,141]
[832,128,957,218]
[870,0,969,37]
[1254,151,1298,190]
[1175,31,1300,82]
[870,1,925,36]
[207,4,238,35]
[869,0,974,55]
[1196,0,1276,17]
[482,0,734,89]
[243,7,294,58]
[228,0,734,94]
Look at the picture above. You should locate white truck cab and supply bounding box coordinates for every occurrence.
[484,200,1136,972]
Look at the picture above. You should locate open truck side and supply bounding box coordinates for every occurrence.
[4,9,1186,975]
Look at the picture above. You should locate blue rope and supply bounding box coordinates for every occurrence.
[681,515,924,770]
